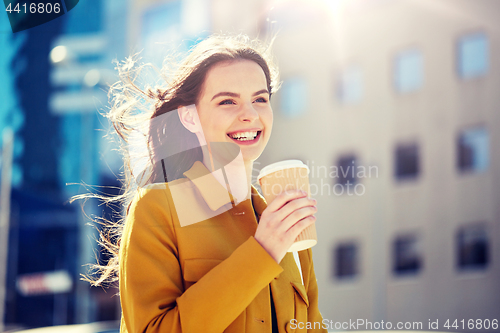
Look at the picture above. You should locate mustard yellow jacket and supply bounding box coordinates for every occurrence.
[119,161,327,333]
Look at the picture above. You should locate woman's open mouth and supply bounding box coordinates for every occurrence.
[227,130,262,145]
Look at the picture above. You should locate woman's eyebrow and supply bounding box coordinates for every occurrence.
[211,89,269,101]
[252,89,269,96]
[211,92,239,101]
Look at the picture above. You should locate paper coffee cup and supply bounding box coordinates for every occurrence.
[257,160,317,252]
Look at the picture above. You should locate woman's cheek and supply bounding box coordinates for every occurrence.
[265,107,274,131]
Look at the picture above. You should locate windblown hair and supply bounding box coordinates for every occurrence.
[79,34,280,287]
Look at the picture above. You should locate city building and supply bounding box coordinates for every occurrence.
[253,0,499,329]
[1,0,126,328]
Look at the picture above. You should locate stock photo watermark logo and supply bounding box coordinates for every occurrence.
[253,160,379,197]
[4,0,79,33]
[129,104,378,229]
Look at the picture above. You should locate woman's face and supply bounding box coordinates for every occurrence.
[195,59,273,163]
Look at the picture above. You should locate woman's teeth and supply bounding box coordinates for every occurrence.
[228,131,259,141]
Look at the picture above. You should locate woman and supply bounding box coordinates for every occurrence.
[102,34,327,333]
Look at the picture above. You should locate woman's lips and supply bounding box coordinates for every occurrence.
[226,130,262,145]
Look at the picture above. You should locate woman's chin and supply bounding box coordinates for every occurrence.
[240,147,264,164]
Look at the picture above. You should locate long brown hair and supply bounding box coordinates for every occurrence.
[81,34,280,286]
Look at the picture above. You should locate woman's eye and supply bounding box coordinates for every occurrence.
[219,99,235,105]
[254,97,268,103]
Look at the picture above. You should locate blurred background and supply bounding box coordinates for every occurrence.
[0,0,499,331]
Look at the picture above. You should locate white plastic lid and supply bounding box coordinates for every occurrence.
[257,159,309,180]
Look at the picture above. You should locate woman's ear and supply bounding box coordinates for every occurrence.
[178,105,201,134]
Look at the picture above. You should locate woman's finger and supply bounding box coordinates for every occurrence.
[264,189,308,213]
[270,196,316,227]
[277,205,317,233]
[285,215,316,244]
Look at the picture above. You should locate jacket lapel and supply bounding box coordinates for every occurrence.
[270,252,305,331]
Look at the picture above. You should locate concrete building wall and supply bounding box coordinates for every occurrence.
[259,0,500,329]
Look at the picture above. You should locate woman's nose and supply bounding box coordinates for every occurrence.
[239,103,259,122]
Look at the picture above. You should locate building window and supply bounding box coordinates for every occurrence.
[334,242,358,279]
[395,143,420,180]
[394,49,423,93]
[335,155,358,186]
[280,77,307,118]
[393,234,422,275]
[457,224,489,270]
[457,127,489,173]
[458,32,488,79]
[337,66,362,104]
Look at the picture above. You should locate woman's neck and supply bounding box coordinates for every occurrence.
[202,150,252,205]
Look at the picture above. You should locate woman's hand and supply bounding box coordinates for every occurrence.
[254,190,317,263]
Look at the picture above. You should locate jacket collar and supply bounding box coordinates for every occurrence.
[183,161,267,214]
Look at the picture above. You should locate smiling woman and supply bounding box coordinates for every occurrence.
[90,34,326,333]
